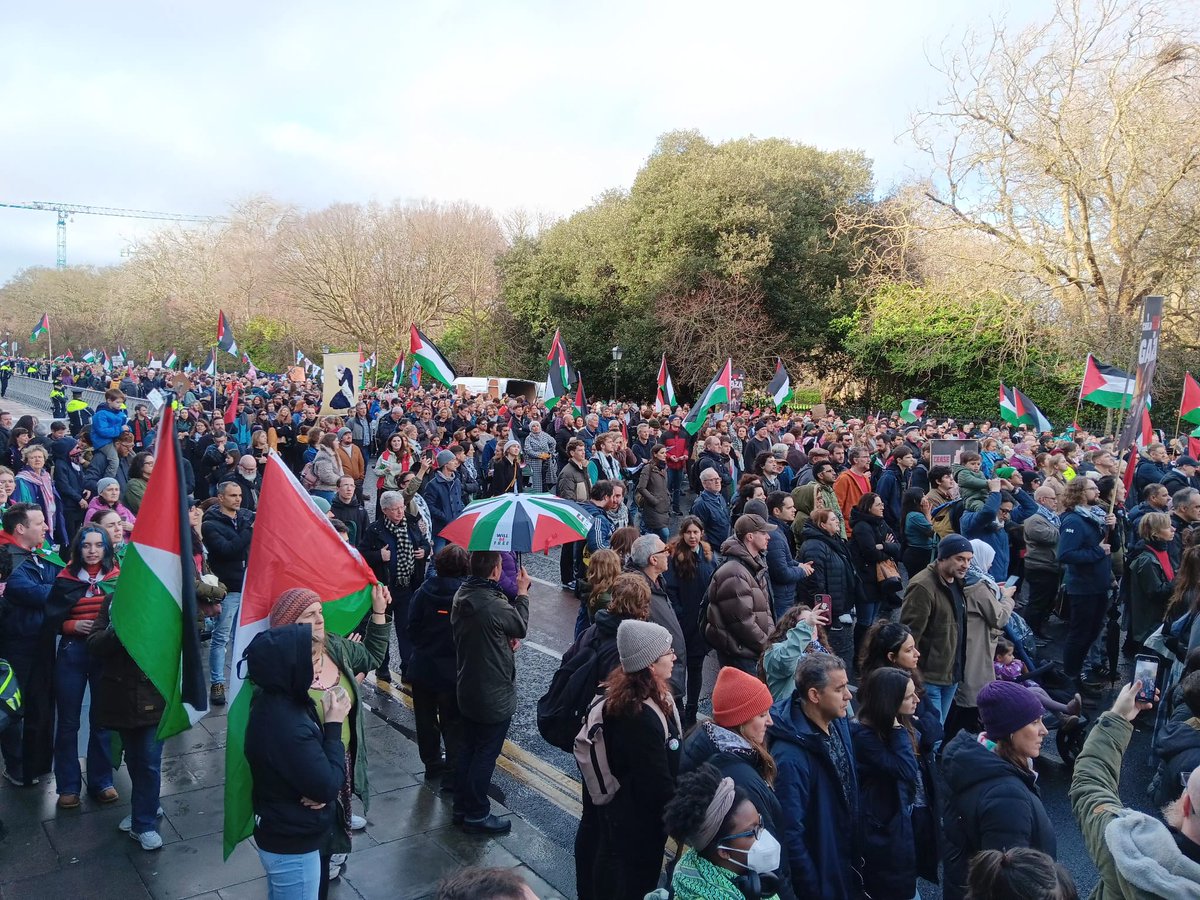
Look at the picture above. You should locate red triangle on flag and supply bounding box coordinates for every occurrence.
[132,403,185,556]
[1181,372,1200,424]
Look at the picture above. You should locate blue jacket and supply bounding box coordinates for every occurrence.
[422,472,463,534]
[1,548,62,641]
[90,405,128,449]
[850,720,920,900]
[960,489,1035,581]
[1133,457,1170,499]
[766,515,809,612]
[1057,507,1114,594]
[580,501,614,553]
[691,490,731,547]
[767,695,860,900]
[876,464,908,533]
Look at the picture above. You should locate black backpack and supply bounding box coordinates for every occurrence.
[537,632,604,752]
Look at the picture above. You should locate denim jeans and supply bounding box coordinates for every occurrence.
[54,637,113,796]
[257,848,321,900]
[119,725,164,834]
[209,591,242,685]
[923,682,959,725]
[667,469,685,511]
[454,715,510,821]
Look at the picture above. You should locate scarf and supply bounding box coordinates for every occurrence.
[671,847,780,900]
[383,514,415,584]
[1035,504,1060,528]
[17,467,57,528]
[1148,540,1175,581]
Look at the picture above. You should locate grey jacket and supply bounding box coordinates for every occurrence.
[1023,511,1061,574]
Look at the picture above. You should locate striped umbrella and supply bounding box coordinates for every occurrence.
[439,492,592,553]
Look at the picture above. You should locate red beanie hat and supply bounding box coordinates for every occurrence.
[712,666,774,728]
[270,588,321,627]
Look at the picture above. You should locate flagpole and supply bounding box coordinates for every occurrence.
[1072,362,1085,431]
[1108,307,1145,514]
[1176,373,1188,446]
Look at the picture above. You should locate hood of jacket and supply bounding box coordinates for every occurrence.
[592,607,624,638]
[51,436,78,462]
[245,624,313,700]
[1104,808,1200,897]
[850,506,884,530]
[941,729,1036,795]
[718,535,766,573]
[792,483,817,516]
[1157,717,1200,757]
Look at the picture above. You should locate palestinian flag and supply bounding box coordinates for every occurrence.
[1189,425,1200,459]
[363,351,376,372]
[391,356,405,388]
[164,349,178,369]
[544,350,569,410]
[203,349,216,377]
[900,399,927,423]
[656,354,678,411]
[683,359,732,436]
[30,313,48,342]
[223,381,240,426]
[100,351,112,372]
[223,453,377,858]
[1180,373,1200,426]
[999,383,1053,432]
[64,349,73,360]
[409,325,457,388]
[217,310,238,356]
[546,329,576,388]
[766,360,793,410]
[109,402,208,740]
[81,349,96,363]
[572,376,589,418]
[1080,354,1135,409]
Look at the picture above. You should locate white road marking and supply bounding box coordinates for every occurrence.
[522,640,564,660]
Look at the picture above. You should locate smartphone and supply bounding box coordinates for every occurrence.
[1004,575,1020,589]
[1133,654,1160,704]
[813,594,832,621]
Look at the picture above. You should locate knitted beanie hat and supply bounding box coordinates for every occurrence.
[711,667,774,728]
[937,534,973,560]
[97,477,119,494]
[616,620,673,673]
[978,679,1044,740]
[270,588,321,627]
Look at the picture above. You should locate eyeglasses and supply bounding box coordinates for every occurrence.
[720,820,764,842]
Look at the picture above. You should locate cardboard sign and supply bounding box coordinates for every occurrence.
[930,439,980,468]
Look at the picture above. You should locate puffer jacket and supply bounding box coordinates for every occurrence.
[554,459,590,503]
[941,730,1056,899]
[797,521,863,617]
[705,536,774,660]
[243,624,345,855]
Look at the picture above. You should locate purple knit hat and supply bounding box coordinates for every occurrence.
[978,680,1044,740]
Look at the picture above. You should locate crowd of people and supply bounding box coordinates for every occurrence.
[2,357,1200,898]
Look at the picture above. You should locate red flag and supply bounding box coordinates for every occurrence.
[223,381,239,426]
[1181,373,1200,426]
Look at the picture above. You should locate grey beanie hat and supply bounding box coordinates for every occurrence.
[436,449,456,467]
[97,477,119,494]
[616,620,673,673]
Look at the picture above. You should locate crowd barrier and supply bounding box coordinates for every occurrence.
[4,375,107,416]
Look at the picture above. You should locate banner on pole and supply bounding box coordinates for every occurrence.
[1116,296,1164,492]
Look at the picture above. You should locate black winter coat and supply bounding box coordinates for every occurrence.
[849,507,900,606]
[851,721,920,900]
[662,546,717,660]
[797,522,864,618]
[87,595,166,732]
[565,608,627,686]
[407,574,465,693]
[940,729,1056,900]
[244,624,345,855]
[201,506,254,590]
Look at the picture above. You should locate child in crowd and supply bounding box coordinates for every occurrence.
[953,452,990,512]
[994,638,1081,721]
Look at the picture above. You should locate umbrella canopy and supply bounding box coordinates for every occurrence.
[439,492,592,553]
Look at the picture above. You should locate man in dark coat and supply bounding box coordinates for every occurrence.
[765,492,813,618]
[767,654,859,900]
[201,481,254,706]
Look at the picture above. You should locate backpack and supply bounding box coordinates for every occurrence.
[300,461,319,490]
[536,633,603,752]
[573,695,670,806]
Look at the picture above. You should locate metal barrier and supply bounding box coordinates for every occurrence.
[4,375,107,417]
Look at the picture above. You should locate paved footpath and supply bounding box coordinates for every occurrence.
[0,679,576,899]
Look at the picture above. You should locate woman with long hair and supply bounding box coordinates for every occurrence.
[941,680,1056,898]
[663,515,717,727]
[575,548,622,637]
[374,432,411,516]
[311,434,343,502]
[489,440,524,497]
[44,525,120,808]
[797,508,862,670]
[580,620,680,900]
[662,763,784,900]
[760,604,830,703]
[267,409,298,473]
[849,492,902,644]
[852,666,922,900]
[122,451,155,515]
[677,667,794,899]
[732,481,766,520]
[91,508,128,562]
[900,487,935,577]
[1058,475,1116,693]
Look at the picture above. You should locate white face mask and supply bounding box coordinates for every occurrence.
[719,829,781,874]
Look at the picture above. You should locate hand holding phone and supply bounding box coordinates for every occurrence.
[1133,654,1160,705]
[813,595,832,624]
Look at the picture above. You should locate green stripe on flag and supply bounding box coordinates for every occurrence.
[320,585,374,636]
[527,497,590,534]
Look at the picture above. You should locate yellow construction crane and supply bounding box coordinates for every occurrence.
[0,200,229,269]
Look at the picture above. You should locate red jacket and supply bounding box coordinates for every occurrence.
[664,432,689,471]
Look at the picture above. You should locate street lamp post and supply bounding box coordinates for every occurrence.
[610,345,623,401]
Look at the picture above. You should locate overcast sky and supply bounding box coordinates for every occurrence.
[0,0,1046,281]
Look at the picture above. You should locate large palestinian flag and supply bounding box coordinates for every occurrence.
[999,383,1053,432]
[1180,373,1200,426]
[109,402,208,740]
[217,310,238,356]
[1080,354,1135,409]
[409,325,457,388]
[766,360,792,410]
[223,452,377,859]
[683,359,732,435]
[899,398,926,423]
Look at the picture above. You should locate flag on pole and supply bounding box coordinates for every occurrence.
[82,349,96,363]
[656,354,678,411]
[217,310,238,356]
[544,352,569,409]
[408,325,456,388]
[683,359,733,435]
[222,453,377,858]
[899,399,927,423]
[1134,405,1154,450]
[109,402,208,740]
[1080,354,1136,409]
[242,353,258,380]
[363,352,376,372]
[64,349,74,360]
[164,350,178,369]
[30,313,48,342]
[546,329,576,390]
[572,376,589,418]
[203,349,217,377]
[1180,373,1200,426]
[391,356,405,388]
[999,383,1053,432]
[223,381,240,426]
[100,351,112,372]
[1189,425,1200,459]
[766,360,793,410]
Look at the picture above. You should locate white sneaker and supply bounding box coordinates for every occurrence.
[129,830,163,851]
[330,852,348,866]
[119,808,165,832]
[328,860,343,881]
[349,814,366,831]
